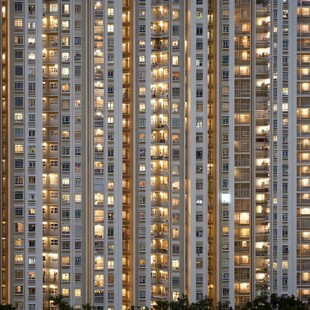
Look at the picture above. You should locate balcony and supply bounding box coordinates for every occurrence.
[256,85,269,98]
[297,219,310,229]
[256,247,269,256]
[235,172,250,182]
[151,90,169,99]
[151,246,168,254]
[151,57,169,69]
[256,212,270,224]
[151,262,168,270]
[151,277,169,286]
[151,231,168,239]
[151,7,169,20]
[152,72,169,82]
[151,214,168,224]
[298,39,310,51]
[151,28,169,37]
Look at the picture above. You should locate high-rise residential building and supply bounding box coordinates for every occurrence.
[1,0,310,309]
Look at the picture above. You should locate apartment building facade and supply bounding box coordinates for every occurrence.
[1,0,310,309]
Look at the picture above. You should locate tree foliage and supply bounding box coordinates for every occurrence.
[48,295,98,310]
[48,294,72,310]
[0,305,16,310]
[153,293,307,310]
[243,293,307,310]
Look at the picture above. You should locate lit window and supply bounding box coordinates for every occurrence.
[62,4,70,14]
[50,4,58,11]
[107,24,114,32]
[28,52,35,60]
[62,67,70,77]
[62,256,70,265]
[139,87,146,95]
[95,225,103,238]
[75,289,81,297]
[62,273,70,281]
[14,113,23,122]
[240,213,250,224]
[222,193,230,204]
[15,254,24,263]
[62,194,70,203]
[108,195,114,205]
[62,52,70,61]
[139,103,146,111]
[75,194,81,203]
[28,21,35,29]
[62,226,70,234]
[61,84,70,93]
[172,260,179,270]
[108,8,114,15]
[14,19,23,28]
[107,101,114,110]
[240,228,249,237]
[62,288,70,297]
[172,56,179,65]
[15,286,24,294]
[139,55,145,63]
[61,177,70,186]
[28,257,35,264]
[15,239,24,248]
[62,20,69,29]
[49,174,58,185]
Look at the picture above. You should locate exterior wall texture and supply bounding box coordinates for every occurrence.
[1,0,310,309]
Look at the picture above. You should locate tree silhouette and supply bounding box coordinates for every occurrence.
[0,305,16,310]
[48,294,71,310]
[191,296,215,309]
[243,294,307,310]
[152,293,307,310]
[154,300,170,310]
[169,294,190,310]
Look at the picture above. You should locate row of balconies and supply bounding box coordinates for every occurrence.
[151,214,169,224]
[298,39,310,51]
[255,146,269,157]
[151,262,169,270]
[151,200,169,208]
[255,247,270,257]
[152,44,169,53]
[150,153,169,160]
[152,72,169,82]
[234,39,250,49]
[151,7,169,19]
[151,28,169,37]
[234,155,250,166]
[297,166,310,176]
[151,278,169,286]
[151,122,169,130]
[255,23,269,33]
[151,231,169,239]
[151,184,169,191]
[151,246,169,255]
